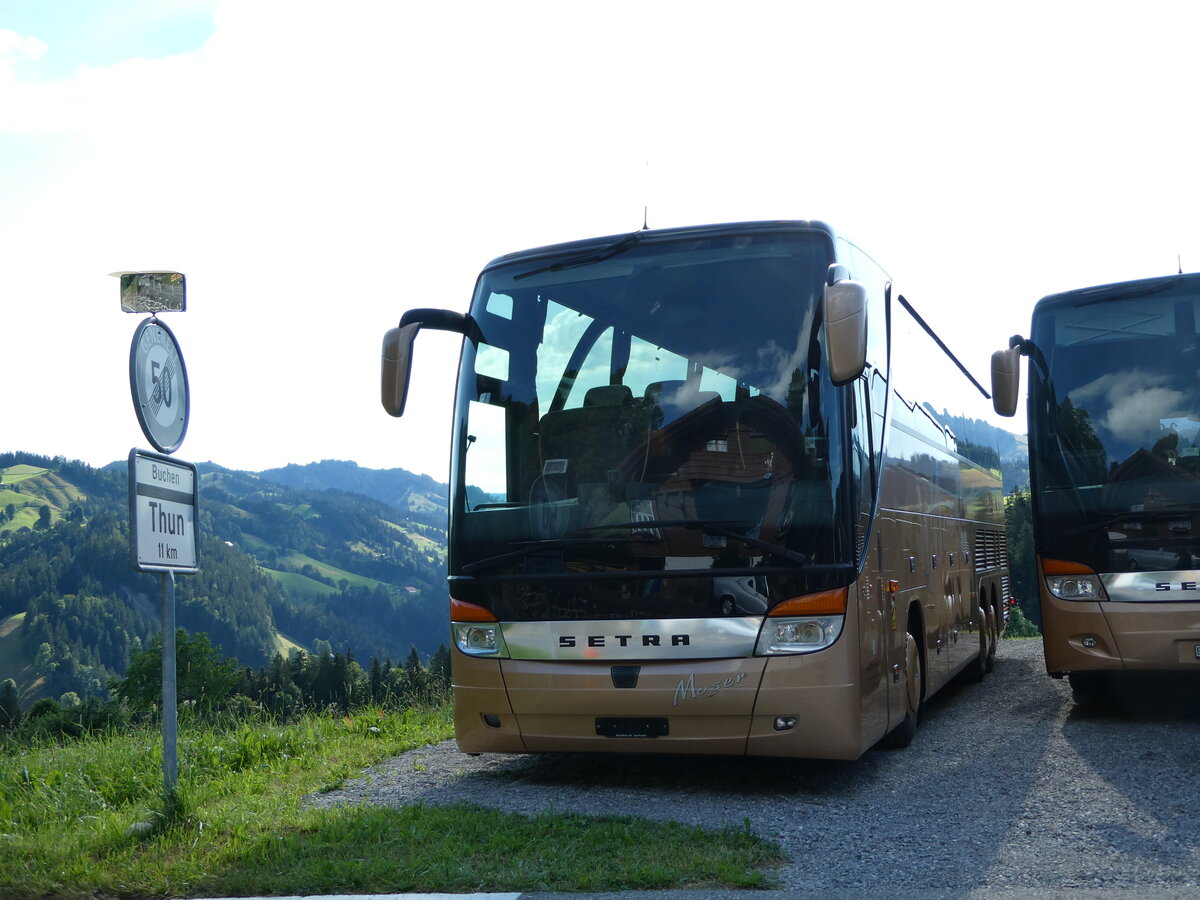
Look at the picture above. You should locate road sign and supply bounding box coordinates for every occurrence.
[130,317,190,454]
[129,449,199,573]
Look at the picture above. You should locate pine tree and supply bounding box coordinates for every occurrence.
[429,645,451,693]
[369,656,384,703]
[0,679,21,731]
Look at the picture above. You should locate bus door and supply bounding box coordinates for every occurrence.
[859,532,890,741]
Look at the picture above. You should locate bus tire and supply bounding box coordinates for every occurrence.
[984,606,997,673]
[883,630,922,748]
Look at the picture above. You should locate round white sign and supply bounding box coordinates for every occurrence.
[129,317,189,453]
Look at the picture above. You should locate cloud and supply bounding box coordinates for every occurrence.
[0,29,48,91]
[0,30,47,61]
[1072,369,1189,445]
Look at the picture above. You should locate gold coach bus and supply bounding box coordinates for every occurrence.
[993,272,1200,698]
[384,220,1008,759]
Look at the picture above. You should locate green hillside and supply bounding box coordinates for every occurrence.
[0,612,40,703]
[0,453,450,705]
[0,463,88,534]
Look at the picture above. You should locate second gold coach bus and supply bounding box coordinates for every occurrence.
[993,272,1200,698]
[385,220,1008,759]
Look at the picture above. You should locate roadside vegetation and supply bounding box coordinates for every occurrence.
[1003,489,1042,637]
[0,638,783,898]
[0,706,782,898]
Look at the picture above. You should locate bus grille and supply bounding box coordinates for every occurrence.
[974,530,1008,571]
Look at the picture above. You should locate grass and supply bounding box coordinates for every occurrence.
[273,632,305,657]
[0,466,84,535]
[0,465,49,485]
[0,707,784,898]
[273,551,387,591]
[0,613,41,701]
[260,566,341,599]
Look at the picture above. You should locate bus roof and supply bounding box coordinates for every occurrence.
[1033,271,1200,313]
[478,219,839,273]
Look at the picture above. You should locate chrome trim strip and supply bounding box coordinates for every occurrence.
[1102,570,1200,603]
[501,617,763,660]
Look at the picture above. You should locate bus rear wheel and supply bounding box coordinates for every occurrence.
[984,607,998,673]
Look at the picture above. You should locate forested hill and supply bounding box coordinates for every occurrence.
[0,453,449,704]
[255,460,448,529]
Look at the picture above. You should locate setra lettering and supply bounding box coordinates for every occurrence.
[558,632,692,649]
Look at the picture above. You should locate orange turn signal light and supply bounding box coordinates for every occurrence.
[450,598,497,622]
[1040,558,1096,576]
[768,587,848,617]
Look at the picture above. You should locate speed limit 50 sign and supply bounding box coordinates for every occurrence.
[129,317,189,454]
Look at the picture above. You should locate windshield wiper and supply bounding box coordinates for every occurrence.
[1061,509,1196,540]
[514,231,642,280]
[460,536,652,576]
[582,519,808,566]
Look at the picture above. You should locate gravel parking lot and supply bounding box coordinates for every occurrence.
[311,639,1200,895]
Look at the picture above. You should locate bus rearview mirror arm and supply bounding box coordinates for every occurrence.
[381,308,481,417]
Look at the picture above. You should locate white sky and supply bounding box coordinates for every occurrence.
[3,0,1199,480]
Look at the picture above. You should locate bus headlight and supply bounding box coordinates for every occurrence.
[755,616,844,655]
[1041,559,1105,602]
[452,622,510,657]
[1046,575,1101,601]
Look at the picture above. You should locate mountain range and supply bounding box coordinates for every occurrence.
[0,452,450,705]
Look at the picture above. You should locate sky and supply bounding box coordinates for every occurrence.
[3,0,1199,481]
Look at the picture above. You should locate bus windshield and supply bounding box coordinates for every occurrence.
[1029,276,1200,572]
[450,228,855,616]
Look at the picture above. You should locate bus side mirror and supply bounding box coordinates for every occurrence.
[382,308,481,417]
[824,279,868,385]
[382,322,421,417]
[990,342,1023,417]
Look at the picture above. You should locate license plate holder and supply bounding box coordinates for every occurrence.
[595,716,668,738]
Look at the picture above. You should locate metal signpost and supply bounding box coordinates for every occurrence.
[128,449,198,794]
[120,271,195,799]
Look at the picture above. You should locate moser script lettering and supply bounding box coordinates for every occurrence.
[673,671,748,707]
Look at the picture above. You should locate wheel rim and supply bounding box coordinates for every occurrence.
[905,634,921,715]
